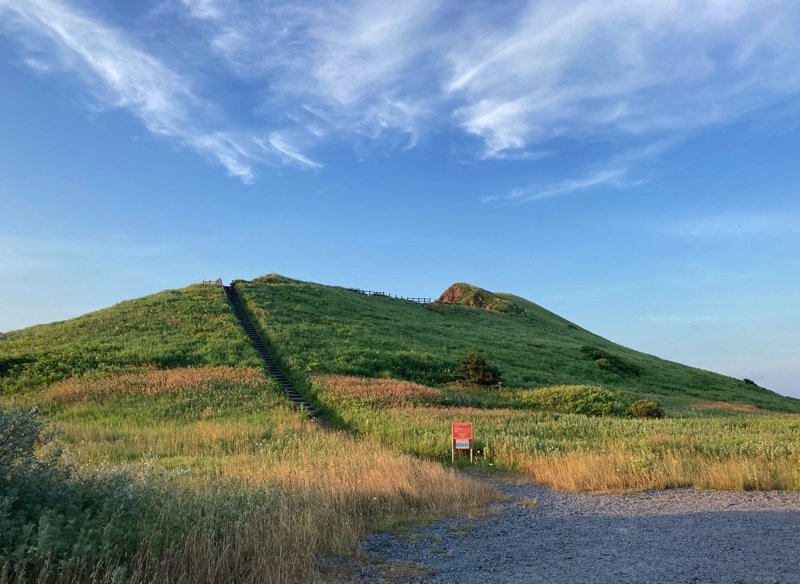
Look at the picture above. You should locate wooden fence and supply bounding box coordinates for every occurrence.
[348,288,433,304]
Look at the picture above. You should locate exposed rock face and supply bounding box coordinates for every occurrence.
[437,283,511,312]
[438,283,479,305]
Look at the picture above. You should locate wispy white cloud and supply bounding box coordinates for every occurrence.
[180,0,441,148]
[263,133,322,169]
[22,56,51,73]
[175,0,800,170]
[0,0,319,181]
[444,1,800,157]
[4,0,800,180]
[485,168,627,203]
[485,136,679,204]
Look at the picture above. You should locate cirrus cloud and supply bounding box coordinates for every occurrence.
[3,0,800,183]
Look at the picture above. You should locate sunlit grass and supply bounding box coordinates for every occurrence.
[236,276,800,412]
[314,374,800,492]
[0,284,259,395]
[2,368,495,583]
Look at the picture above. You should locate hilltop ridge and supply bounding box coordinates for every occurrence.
[235,275,799,412]
[2,274,798,413]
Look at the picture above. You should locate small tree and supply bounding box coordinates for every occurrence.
[628,399,664,419]
[455,352,502,386]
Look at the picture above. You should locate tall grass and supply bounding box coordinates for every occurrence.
[314,374,800,492]
[1,368,496,583]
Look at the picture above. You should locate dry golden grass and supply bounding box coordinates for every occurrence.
[7,368,496,584]
[96,439,492,584]
[314,374,442,406]
[693,401,762,413]
[44,367,265,404]
[313,376,800,494]
[508,450,800,493]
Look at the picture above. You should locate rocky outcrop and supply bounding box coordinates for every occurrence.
[437,283,520,313]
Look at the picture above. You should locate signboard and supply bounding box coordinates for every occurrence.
[451,422,474,462]
[452,422,473,440]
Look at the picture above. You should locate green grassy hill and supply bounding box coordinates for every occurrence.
[2,274,797,412]
[0,284,258,394]
[236,275,799,412]
[4,274,798,582]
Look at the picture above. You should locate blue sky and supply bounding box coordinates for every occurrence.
[1,0,798,397]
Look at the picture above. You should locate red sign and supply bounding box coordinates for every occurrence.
[452,422,473,440]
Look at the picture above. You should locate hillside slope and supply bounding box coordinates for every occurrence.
[0,284,258,394]
[2,275,797,412]
[237,275,799,412]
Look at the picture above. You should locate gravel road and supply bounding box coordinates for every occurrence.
[350,476,800,584]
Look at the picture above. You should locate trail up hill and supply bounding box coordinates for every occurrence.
[1,275,797,412]
[235,275,799,412]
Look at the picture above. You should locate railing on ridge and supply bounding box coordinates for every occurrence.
[347,288,433,304]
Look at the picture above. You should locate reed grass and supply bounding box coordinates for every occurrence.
[314,374,800,493]
[1,368,496,584]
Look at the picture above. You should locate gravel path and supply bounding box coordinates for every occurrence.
[351,477,800,584]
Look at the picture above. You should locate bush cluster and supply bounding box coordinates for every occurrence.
[0,407,245,580]
[520,385,626,416]
[628,399,665,419]
[454,352,503,386]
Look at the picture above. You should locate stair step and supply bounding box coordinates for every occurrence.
[226,284,323,423]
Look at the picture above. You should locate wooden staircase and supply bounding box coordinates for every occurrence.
[223,283,318,418]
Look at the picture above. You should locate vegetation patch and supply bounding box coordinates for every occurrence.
[454,352,503,387]
[437,283,521,314]
[0,284,259,395]
[234,276,800,412]
[314,375,800,492]
[42,366,265,405]
[313,374,442,407]
[580,346,642,377]
[693,401,762,414]
[1,369,496,583]
[628,399,665,419]
[517,385,626,416]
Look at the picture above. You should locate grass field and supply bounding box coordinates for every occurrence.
[235,275,800,412]
[3,275,799,583]
[312,374,800,492]
[2,368,495,583]
[0,284,259,395]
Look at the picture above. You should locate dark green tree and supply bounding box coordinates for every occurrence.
[455,352,503,386]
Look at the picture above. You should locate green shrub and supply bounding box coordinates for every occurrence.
[0,407,261,580]
[595,357,613,370]
[454,352,503,386]
[520,385,625,416]
[628,399,664,419]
